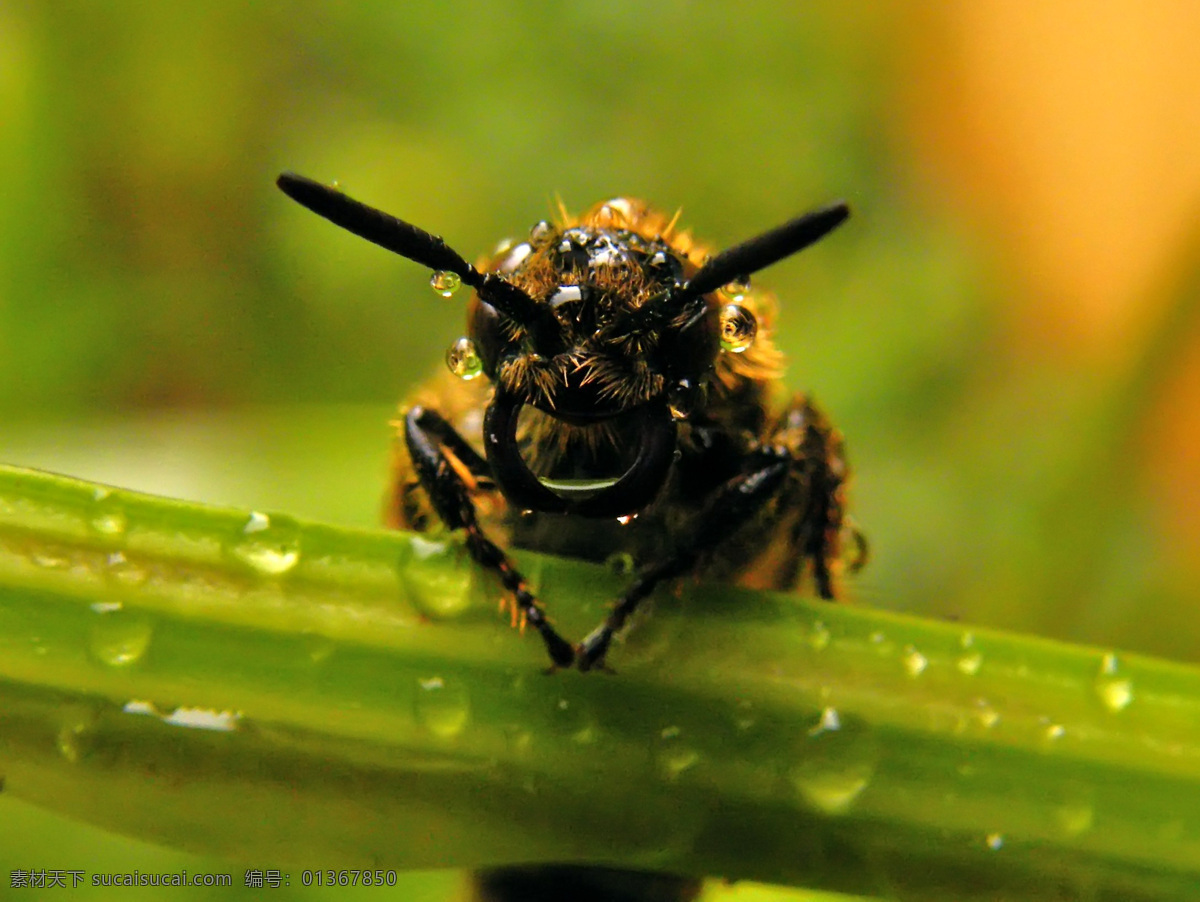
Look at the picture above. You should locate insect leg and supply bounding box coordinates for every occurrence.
[405,406,575,668]
[771,394,849,600]
[577,448,792,672]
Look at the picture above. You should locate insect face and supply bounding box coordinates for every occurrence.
[464,203,724,517]
[276,172,857,672]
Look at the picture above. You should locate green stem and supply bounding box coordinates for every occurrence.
[0,465,1197,900]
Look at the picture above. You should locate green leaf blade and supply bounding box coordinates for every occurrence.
[0,465,1198,899]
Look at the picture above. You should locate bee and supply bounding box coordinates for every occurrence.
[276,173,862,673]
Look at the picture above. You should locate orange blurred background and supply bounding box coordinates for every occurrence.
[901,2,1200,647]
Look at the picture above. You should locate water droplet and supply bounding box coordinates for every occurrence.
[90,601,122,614]
[498,242,533,273]
[790,714,878,815]
[104,551,148,588]
[228,512,301,576]
[606,552,635,577]
[667,377,703,421]
[1095,653,1133,712]
[655,726,700,780]
[88,489,127,542]
[529,220,554,243]
[957,651,983,676]
[504,724,535,761]
[430,270,462,298]
[31,551,69,570]
[718,303,757,353]
[722,277,751,298]
[552,696,597,745]
[56,708,97,764]
[973,699,1000,730]
[303,634,335,665]
[88,609,154,668]
[733,699,757,732]
[594,202,627,227]
[807,619,831,651]
[985,832,1004,851]
[415,676,471,739]
[548,285,583,308]
[445,337,483,380]
[902,645,928,678]
[163,707,241,732]
[615,513,637,526]
[402,536,475,620]
[807,706,841,736]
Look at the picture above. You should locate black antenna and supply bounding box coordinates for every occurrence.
[276,172,547,329]
[678,201,850,300]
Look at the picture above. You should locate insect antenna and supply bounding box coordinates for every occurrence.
[276,172,549,331]
[677,201,850,300]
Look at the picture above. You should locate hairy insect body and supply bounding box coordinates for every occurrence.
[277,173,857,671]
[384,198,850,633]
[278,174,858,902]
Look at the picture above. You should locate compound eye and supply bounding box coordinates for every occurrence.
[467,295,506,378]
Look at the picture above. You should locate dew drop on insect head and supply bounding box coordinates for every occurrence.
[445,337,483,380]
[719,303,757,353]
[529,220,554,243]
[430,270,462,298]
[723,277,751,299]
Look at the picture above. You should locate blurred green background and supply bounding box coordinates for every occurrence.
[2,1,1199,898]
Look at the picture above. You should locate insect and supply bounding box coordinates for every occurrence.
[277,172,862,672]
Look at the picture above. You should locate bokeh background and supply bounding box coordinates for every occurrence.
[2,2,1199,899]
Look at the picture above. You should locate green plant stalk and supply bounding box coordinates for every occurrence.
[0,466,1198,900]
